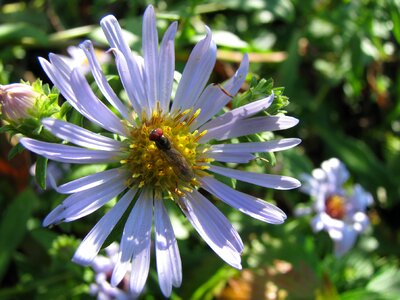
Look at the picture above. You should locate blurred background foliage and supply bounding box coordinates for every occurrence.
[1,0,400,299]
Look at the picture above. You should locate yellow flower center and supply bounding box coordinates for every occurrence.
[325,194,346,220]
[121,105,212,197]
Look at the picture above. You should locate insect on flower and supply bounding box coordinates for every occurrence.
[149,128,195,182]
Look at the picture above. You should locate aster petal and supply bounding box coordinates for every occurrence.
[42,118,123,151]
[112,48,145,117]
[171,27,217,112]
[303,169,336,205]
[54,168,128,194]
[180,190,243,269]
[321,158,349,189]
[39,57,76,103]
[209,138,302,154]
[201,176,287,224]
[352,212,370,232]
[79,40,130,120]
[111,189,152,296]
[351,184,373,211]
[42,55,127,135]
[72,188,137,265]
[43,177,126,226]
[129,192,153,297]
[42,205,64,227]
[299,174,315,196]
[143,5,159,111]
[332,225,357,257]
[91,254,114,272]
[39,53,109,130]
[69,68,127,136]
[20,138,122,164]
[62,46,91,75]
[193,54,249,128]
[319,212,345,235]
[100,15,133,59]
[311,215,325,232]
[201,115,299,142]
[207,152,254,163]
[200,93,274,132]
[158,22,178,112]
[154,198,182,297]
[209,165,301,190]
[100,15,145,117]
[48,53,73,77]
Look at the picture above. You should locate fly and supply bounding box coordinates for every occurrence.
[149,128,195,182]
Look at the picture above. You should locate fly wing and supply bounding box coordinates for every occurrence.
[162,147,195,182]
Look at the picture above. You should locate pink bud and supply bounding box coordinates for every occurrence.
[0,83,39,121]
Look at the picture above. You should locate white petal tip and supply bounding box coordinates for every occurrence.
[278,177,302,190]
[160,288,172,298]
[145,4,155,13]
[71,244,98,266]
[110,275,121,288]
[71,255,92,266]
[38,56,48,64]
[170,21,178,31]
[100,14,118,26]
[79,40,92,50]
[292,178,302,189]
[293,138,302,146]
[286,116,300,127]
[42,220,51,227]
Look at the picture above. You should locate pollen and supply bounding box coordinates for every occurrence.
[325,194,346,220]
[122,106,209,197]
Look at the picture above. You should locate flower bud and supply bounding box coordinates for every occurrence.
[0,83,39,122]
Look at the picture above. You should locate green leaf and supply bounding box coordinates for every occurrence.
[366,267,400,299]
[0,125,14,134]
[7,143,25,160]
[58,101,72,119]
[30,228,59,250]
[0,23,49,46]
[278,30,302,95]
[341,289,381,300]
[389,1,400,44]
[190,267,238,300]
[35,156,48,190]
[234,77,274,107]
[316,272,340,300]
[0,189,38,281]
[211,30,248,49]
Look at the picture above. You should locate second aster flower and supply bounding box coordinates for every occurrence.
[299,158,373,256]
[20,5,301,297]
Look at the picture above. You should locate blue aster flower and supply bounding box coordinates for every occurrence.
[20,5,300,297]
[88,243,134,300]
[299,158,373,256]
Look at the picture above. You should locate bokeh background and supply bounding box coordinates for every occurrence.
[1,0,399,299]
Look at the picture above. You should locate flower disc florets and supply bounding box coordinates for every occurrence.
[122,105,210,196]
[325,194,346,220]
